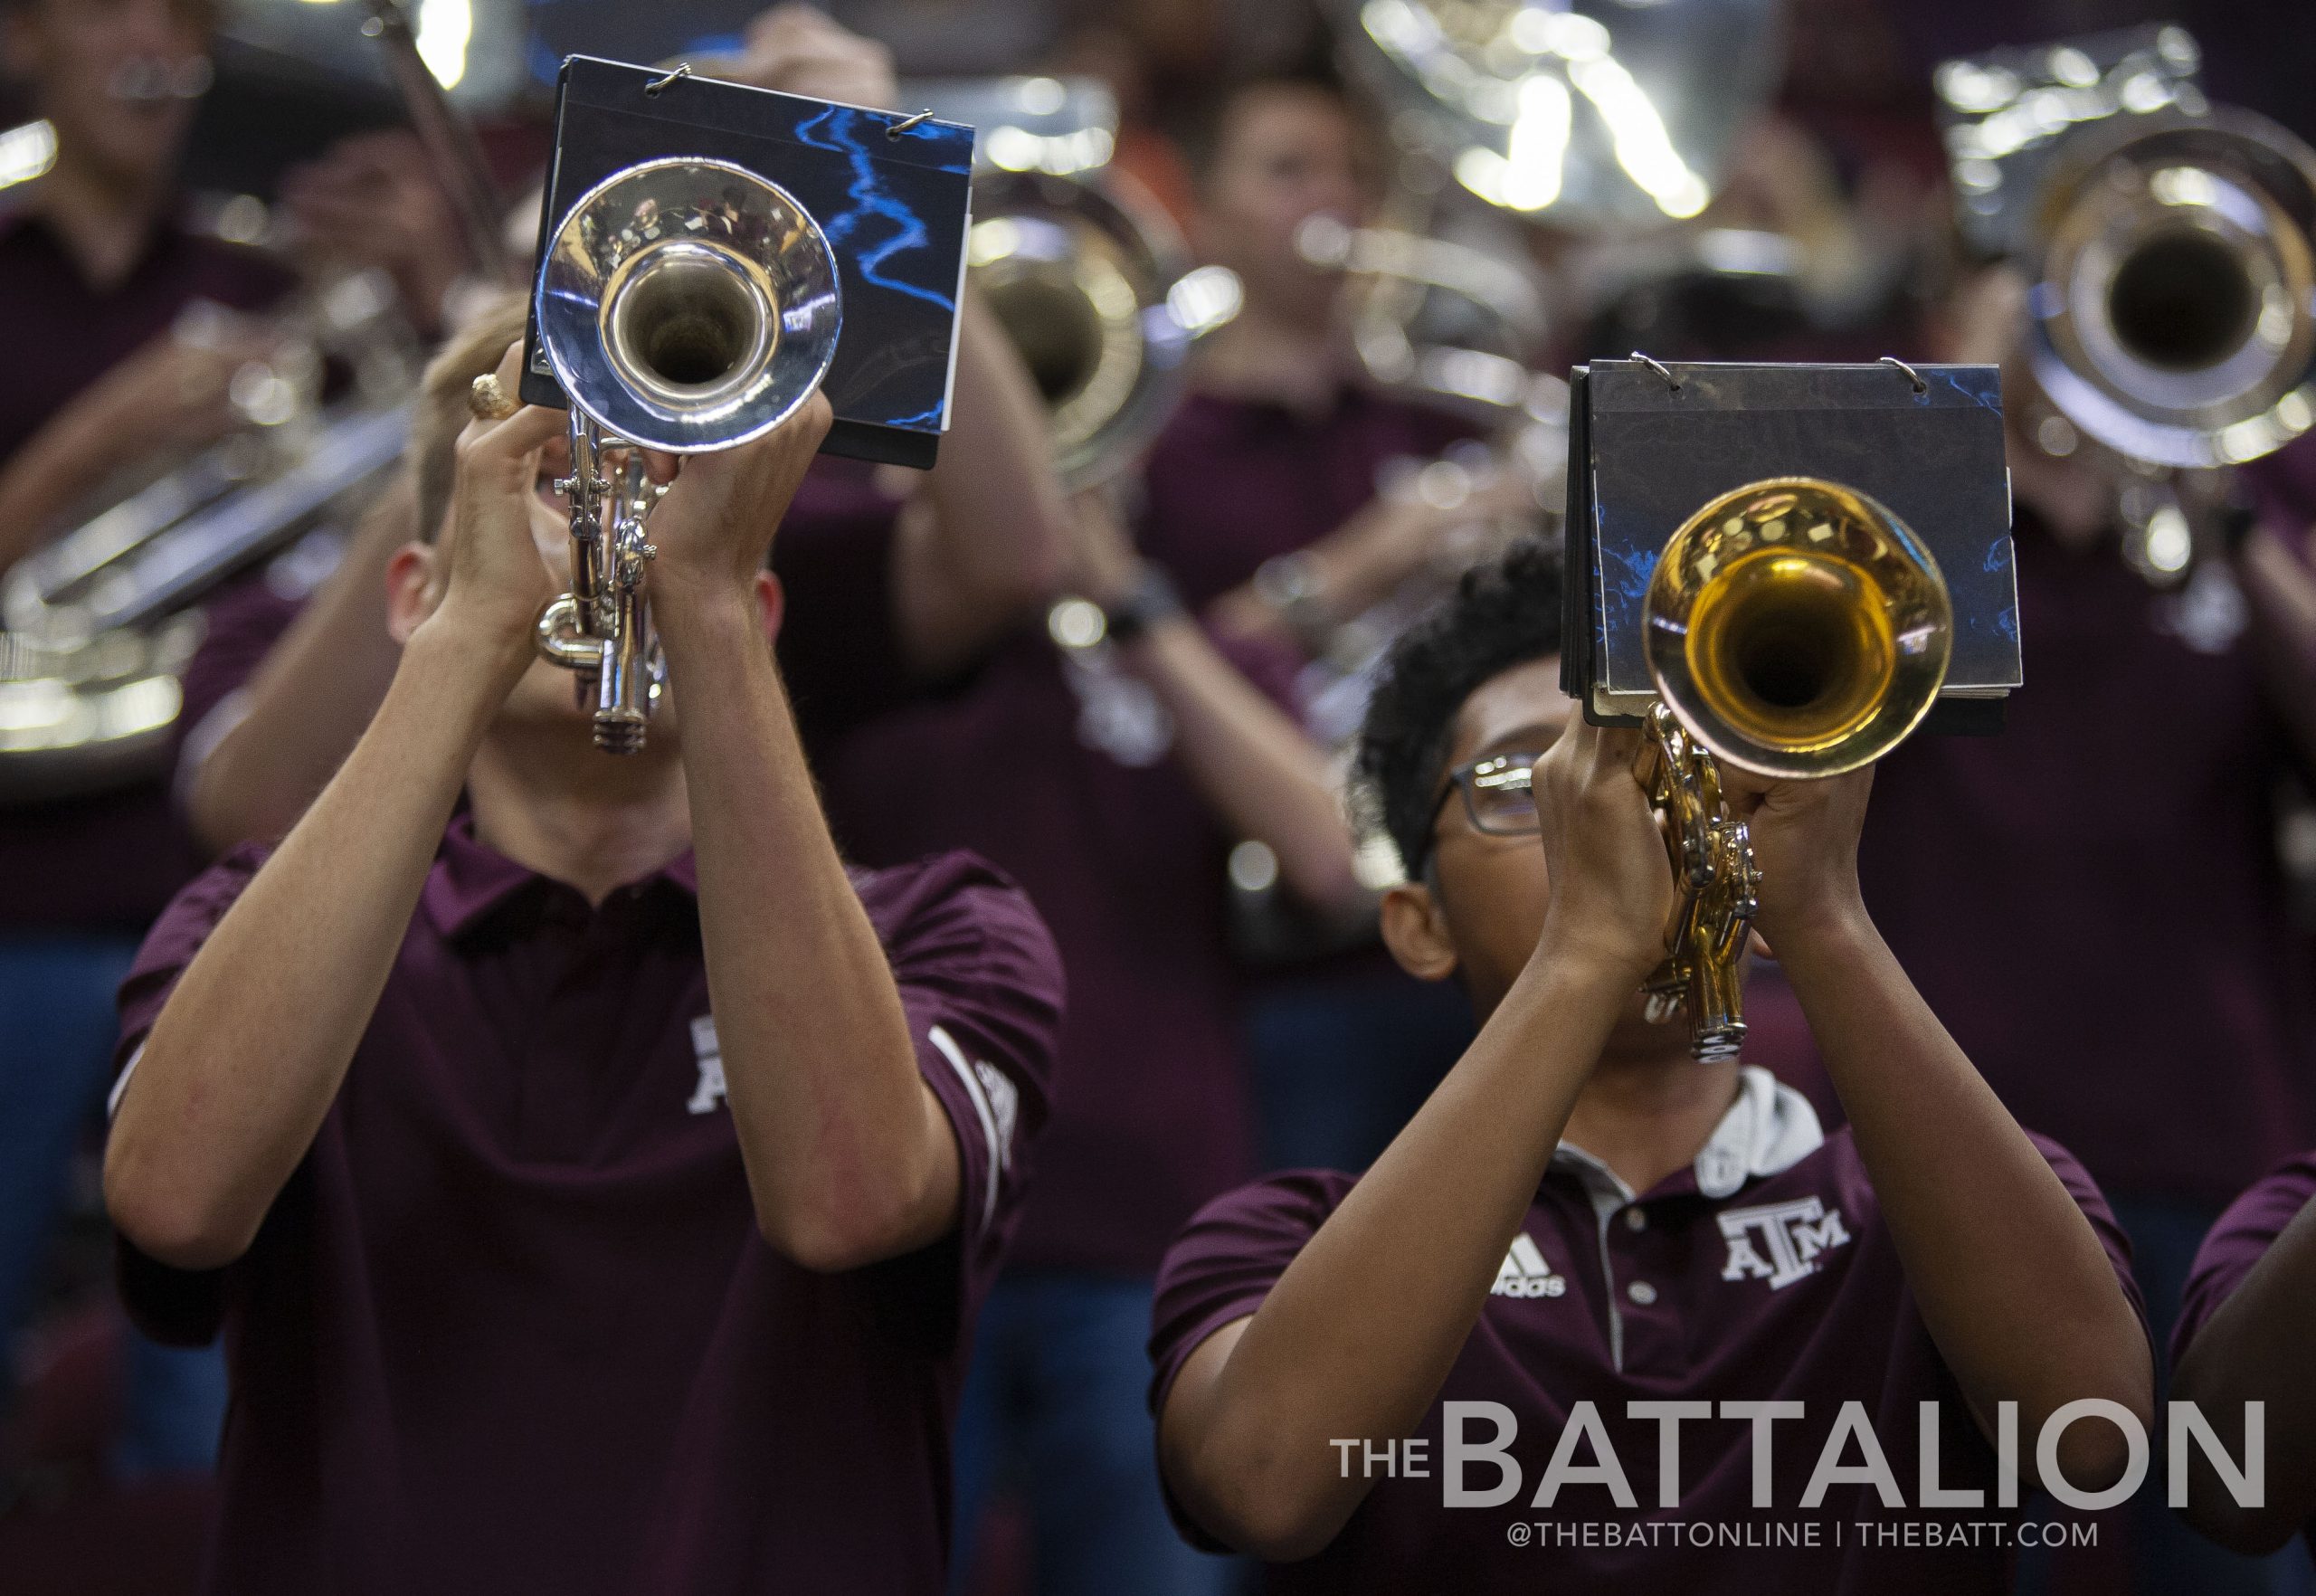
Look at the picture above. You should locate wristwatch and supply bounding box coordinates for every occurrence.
[1102,564,1187,643]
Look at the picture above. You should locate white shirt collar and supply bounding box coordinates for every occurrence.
[1552,1064,1825,1208]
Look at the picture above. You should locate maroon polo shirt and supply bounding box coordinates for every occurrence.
[2173,1151,2316,1557]
[1150,1068,2145,1593]
[825,624,1302,1275]
[108,821,1063,1595]
[1,210,297,932]
[1856,504,2316,1205]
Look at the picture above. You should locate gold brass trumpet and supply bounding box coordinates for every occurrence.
[1637,478,1952,1058]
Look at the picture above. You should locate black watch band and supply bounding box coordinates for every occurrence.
[1103,565,1186,643]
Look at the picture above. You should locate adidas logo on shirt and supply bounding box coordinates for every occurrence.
[1492,1233,1567,1298]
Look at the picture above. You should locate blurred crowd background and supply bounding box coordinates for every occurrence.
[5,1,2316,1593]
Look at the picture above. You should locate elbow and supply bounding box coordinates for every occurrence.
[2036,1384,2155,1499]
[2170,1355,2298,1554]
[103,1147,252,1273]
[1220,1499,1345,1565]
[1171,1426,1349,1563]
[754,1177,944,1276]
[2048,1418,2139,1498]
[756,1211,897,1275]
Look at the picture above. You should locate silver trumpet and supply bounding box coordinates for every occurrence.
[528,157,840,754]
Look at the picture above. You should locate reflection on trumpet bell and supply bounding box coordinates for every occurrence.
[1644,478,1952,781]
[530,156,842,755]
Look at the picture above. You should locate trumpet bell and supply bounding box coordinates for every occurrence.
[1645,479,1951,779]
[2033,109,2316,468]
[536,157,840,453]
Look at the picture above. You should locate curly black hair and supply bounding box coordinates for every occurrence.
[1353,537,1564,879]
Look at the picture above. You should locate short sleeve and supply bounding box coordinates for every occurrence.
[106,845,273,1344]
[771,461,911,760]
[1144,1170,1353,1552]
[1147,1170,1354,1418]
[2175,1153,2316,1366]
[2027,1130,2152,1339]
[170,576,303,801]
[852,851,1064,1343]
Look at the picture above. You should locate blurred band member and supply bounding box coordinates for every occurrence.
[1150,541,2153,1591]
[831,491,1362,1596]
[0,0,281,1477]
[1139,71,1531,1175]
[101,328,1063,1592]
[1856,271,2316,1591]
[178,6,1067,859]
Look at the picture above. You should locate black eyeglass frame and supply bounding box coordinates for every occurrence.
[1411,751,1544,876]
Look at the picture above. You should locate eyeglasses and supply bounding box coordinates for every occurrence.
[1414,751,1542,873]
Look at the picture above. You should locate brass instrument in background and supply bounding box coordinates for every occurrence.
[2028,107,2316,474]
[1637,479,1952,1058]
[528,157,841,753]
[1325,0,1785,229]
[915,76,1239,489]
[0,0,498,801]
[971,167,1239,490]
[1938,26,2316,579]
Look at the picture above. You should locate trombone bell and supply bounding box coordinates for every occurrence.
[1644,479,1952,780]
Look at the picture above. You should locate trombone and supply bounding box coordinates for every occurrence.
[527,157,840,754]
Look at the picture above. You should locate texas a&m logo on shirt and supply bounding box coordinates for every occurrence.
[1717,1196,1851,1290]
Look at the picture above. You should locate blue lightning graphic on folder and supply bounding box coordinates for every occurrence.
[793,107,957,313]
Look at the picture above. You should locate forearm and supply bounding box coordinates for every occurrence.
[187,482,411,853]
[1210,500,1417,647]
[2172,1203,2316,1548]
[657,583,957,1270]
[1167,953,1628,1555]
[895,292,1068,675]
[1124,617,1362,910]
[1775,906,2152,1470]
[105,620,506,1268]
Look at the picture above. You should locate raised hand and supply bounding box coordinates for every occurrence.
[1717,763,1875,945]
[644,390,834,605]
[424,342,567,675]
[1530,717,1676,982]
[728,6,899,109]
